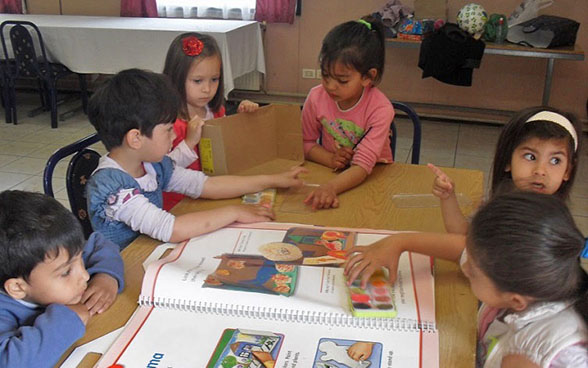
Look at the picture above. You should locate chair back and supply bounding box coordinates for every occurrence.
[67,148,101,239]
[44,133,101,238]
[0,21,51,80]
[390,101,422,164]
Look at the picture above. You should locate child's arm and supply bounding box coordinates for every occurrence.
[182,115,205,148]
[306,144,354,170]
[428,164,469,234]
[344,232,466,288]
[0,302,88,367]
[237,99,259,113]
[304,165,367,210]
[200,166,307,199]
[81,232,125,315]
[501,355,541,368]
[169,204,275,242]
[99,186,277,245]
[167,116,204,168]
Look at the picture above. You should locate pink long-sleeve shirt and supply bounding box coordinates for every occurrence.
[302,85,394,174]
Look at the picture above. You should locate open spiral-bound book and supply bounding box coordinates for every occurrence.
[96,223,438,368]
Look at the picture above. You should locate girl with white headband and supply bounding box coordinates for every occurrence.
[428,106,581,234]
[345,109,585,367]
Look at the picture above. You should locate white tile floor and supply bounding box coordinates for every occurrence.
[1,92,587,234]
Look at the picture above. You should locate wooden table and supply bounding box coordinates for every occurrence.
[388,38,585,106]
[58,161,484,367]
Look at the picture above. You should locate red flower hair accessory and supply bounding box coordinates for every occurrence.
[182,36,204,56]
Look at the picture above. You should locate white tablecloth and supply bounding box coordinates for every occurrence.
[0,14,265,96]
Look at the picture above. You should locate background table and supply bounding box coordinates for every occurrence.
[58,162,484,368]
[388,38,584,106]
[0,14,265,96]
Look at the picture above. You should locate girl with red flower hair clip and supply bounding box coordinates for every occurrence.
[162,32,259,210]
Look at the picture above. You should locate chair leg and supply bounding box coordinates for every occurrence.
[1,82,9,124]
[78,74,88,114]
[0,83,5,109]
[8,83,17,125]
[48,86,58,129]
[3,91,10,124]
[27,80,51,118]
[37,79,48,110]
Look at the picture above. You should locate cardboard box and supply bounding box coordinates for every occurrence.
[199,104,304,176]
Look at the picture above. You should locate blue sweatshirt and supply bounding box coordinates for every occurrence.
[0,232,124,368]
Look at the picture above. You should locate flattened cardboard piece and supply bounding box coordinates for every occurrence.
[199,104,304,176]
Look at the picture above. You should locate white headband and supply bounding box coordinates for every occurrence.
[525,111,578,152]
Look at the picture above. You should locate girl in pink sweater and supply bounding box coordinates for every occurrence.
[302,16,394,210]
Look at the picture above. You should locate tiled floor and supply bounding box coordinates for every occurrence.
[1,92,587,234]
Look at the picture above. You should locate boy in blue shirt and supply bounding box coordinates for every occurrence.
[86,69,305,249]
[0,190,124,367]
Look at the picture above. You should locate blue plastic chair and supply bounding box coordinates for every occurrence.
[44,133,101,238]
[390,101,422,164]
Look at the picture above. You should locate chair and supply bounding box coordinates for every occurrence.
[227,8,243,19]
[44,133,101,238]
[0,20,88,128]
[0,60,9,116]
[204,7,224,19]
[390,101,422,164]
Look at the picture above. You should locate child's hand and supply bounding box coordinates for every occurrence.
[233,204,276,223]
[184,115,206,148]
[237,99,259,113]
[428,163,455,200]
[272,166,308,188]
[347,342,374,361]
[304,183,338,210]
[330,147,354,170]
[344,236,403,289]
[81,273,119,315]
[67,303,91,325]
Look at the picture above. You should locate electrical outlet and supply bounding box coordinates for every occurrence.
[316,69,322,79]
[302,68,316,79]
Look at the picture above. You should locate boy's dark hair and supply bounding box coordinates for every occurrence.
[163,32,224,120]
[88,68,180,151]
[490,106,581,199]
[468,191,588,323]
[0,191,85,290]
[319,15,386,84]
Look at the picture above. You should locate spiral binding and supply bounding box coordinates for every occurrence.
[139,296,437,333]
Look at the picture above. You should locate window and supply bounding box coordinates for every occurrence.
[156,0,256,20]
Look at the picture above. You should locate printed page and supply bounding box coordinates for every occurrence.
[142,226,434,324]
[142,227,349,316]
[97,306,438,368]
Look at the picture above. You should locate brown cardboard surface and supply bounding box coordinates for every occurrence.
[199,104,304,176]
[61,0,120,16]
[27,0,61,14]
[414,0,447,20]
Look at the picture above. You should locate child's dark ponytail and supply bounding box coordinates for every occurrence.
[320,16,387,84]
[576,265,588,324]
[469,192,587,324]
